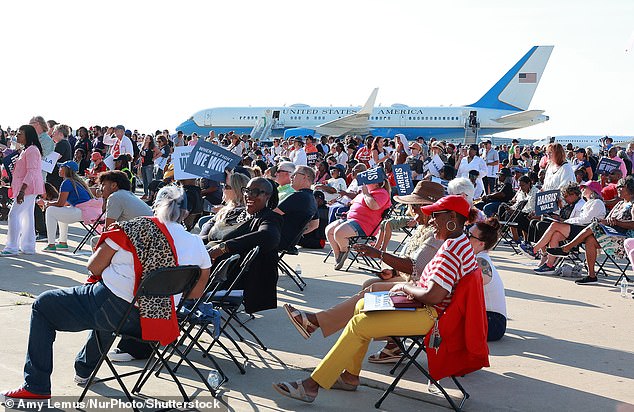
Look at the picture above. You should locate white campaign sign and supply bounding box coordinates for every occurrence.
[173,146,202,180]
[103,155,115,170]
[41,152,61,173]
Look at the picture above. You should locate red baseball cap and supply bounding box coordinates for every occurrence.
[421,195,471,218]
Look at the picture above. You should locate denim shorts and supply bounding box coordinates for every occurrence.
[343,219,366,237]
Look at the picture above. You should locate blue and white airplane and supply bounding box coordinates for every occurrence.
[176,45,554,140]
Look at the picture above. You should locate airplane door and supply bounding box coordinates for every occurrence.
[204,111,212,126]
[400,115,406,127]
[272,110,280,120]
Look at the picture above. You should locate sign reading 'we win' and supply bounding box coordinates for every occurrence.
[184,141,242,181]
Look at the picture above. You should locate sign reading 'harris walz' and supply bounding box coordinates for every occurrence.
[184,141,242,181]
[535,189,559,216]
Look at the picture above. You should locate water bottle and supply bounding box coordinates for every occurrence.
[295,264,302,277]
[620,278,628,298]
[207,369,221,389]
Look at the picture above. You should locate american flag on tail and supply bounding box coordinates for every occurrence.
[518,72,537,83]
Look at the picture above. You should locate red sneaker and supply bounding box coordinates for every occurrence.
[0,387,51,402]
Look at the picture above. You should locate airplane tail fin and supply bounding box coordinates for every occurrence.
[359,88,379,115]
[470,46,553,111]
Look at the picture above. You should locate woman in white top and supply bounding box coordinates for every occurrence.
[369,137,388,167]
[531,181,606,274]
[0,186,211,401]
[542,143,575,192]
[456,144,488,191]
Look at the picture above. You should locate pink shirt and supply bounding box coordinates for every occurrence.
[11,145,45,197]
[346,187,390,236]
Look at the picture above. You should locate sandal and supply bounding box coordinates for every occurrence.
[283,304,317,339]
[368,345,403,364]
[272,380,315,403]
[331,376,357,391]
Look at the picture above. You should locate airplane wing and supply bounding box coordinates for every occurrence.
[492,110,545,124]
[315,88,378,136]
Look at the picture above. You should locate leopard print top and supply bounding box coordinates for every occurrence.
[119,217,176,320]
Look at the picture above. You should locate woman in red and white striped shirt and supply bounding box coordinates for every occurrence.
[273,195,482,403]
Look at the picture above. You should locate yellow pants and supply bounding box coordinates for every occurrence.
[311,298,437,389]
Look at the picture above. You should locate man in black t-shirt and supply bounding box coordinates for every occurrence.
[474,167,515,217]
[274,165,319,251]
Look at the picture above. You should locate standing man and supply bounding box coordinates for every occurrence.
[289,137,307,166]
[103,125,134,158]
[29,116,55,179]
[482,140,499,195]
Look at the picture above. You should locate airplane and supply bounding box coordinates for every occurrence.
[176,45,554,141]
[533,135,633,152]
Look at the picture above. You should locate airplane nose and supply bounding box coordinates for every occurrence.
[545,115,550,121]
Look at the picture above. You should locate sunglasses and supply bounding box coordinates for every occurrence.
[222,183,232,190]
[466,230,484,242]
[242,187,268,197]
[431,210,450,219]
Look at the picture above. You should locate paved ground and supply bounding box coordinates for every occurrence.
[0,220,633,411]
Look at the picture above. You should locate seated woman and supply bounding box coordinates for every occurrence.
[283,182,445,348]
[208,177,282,314]
[0,186,211,401]
[547,176,634,285]
[273,196,487,403]
[325,175,391,270]
[524,182,585,254]
[43,161,101,252]
[529,181,606,275]
[85,151,107,188]
[199,172,250,244]
[498,175,539,243]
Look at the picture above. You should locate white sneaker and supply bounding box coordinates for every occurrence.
[107,349,135,362]
[74,375,90,386]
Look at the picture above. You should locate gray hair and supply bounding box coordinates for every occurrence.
[153,185,188,223]
[448,177,475,205]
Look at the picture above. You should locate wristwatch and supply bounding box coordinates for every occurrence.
[218,242,228,254]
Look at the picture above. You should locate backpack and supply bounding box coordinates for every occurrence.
[555,263,584,278]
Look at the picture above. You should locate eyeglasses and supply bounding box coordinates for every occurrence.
[242,187,268,197]
[291,172,306,178]
[431,210,449,219]
[466,230,484,242]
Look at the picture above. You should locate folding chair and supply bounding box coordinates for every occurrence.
[78,265,216,411]
[374,336,469,411]
[493,200,527,254]
[344,206,395,271]
[73,210,106,253]
[391,225,414,255]
[137,254,242,389]
[277,219,311,291]
[596,252,632,285]
[169,247,262,375]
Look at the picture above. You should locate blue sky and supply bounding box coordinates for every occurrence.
[1,0,632,139]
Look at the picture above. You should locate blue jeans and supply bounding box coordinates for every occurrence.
[141,165,154,196]
[24,282,141,395]
[328,204,349,223]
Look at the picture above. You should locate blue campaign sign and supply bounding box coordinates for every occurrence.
[393,164,414,195]
[184,140,242,181]
[356,167,386,186]
[535,189,559,216]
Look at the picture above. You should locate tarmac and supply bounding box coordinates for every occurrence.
[0,220,633,412]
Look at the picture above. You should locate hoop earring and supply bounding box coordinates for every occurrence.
[446,220,457,232]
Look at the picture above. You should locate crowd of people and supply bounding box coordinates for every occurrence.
[0,117,632,403]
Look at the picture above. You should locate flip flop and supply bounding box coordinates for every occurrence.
[272,380,315,403]
[283,304,317,339]
[367,346,403,364]
[331,376,358,391]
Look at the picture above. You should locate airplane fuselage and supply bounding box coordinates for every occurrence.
[177,105,548,139]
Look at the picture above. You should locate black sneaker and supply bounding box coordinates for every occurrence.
[547,247,569,257]
[534,265,557,275]
[575,276,598,285]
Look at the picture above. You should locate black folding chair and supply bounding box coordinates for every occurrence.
[277,219,312,291]
[493,200,527,255]
[73,210,106,253]
[596,252,632,285]
[136,254,242,390]
[78,265,216,411]
[344,206,395,271]
[374,335,469,411]
[391,224,414,255]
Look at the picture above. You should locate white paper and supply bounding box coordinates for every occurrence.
[41,152,61,173]
[173,146,202,180]
[155,156,168,171]
[103,155,115,170]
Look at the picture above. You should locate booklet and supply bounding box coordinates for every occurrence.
[362,291,417,312]
[599,224,628,237]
